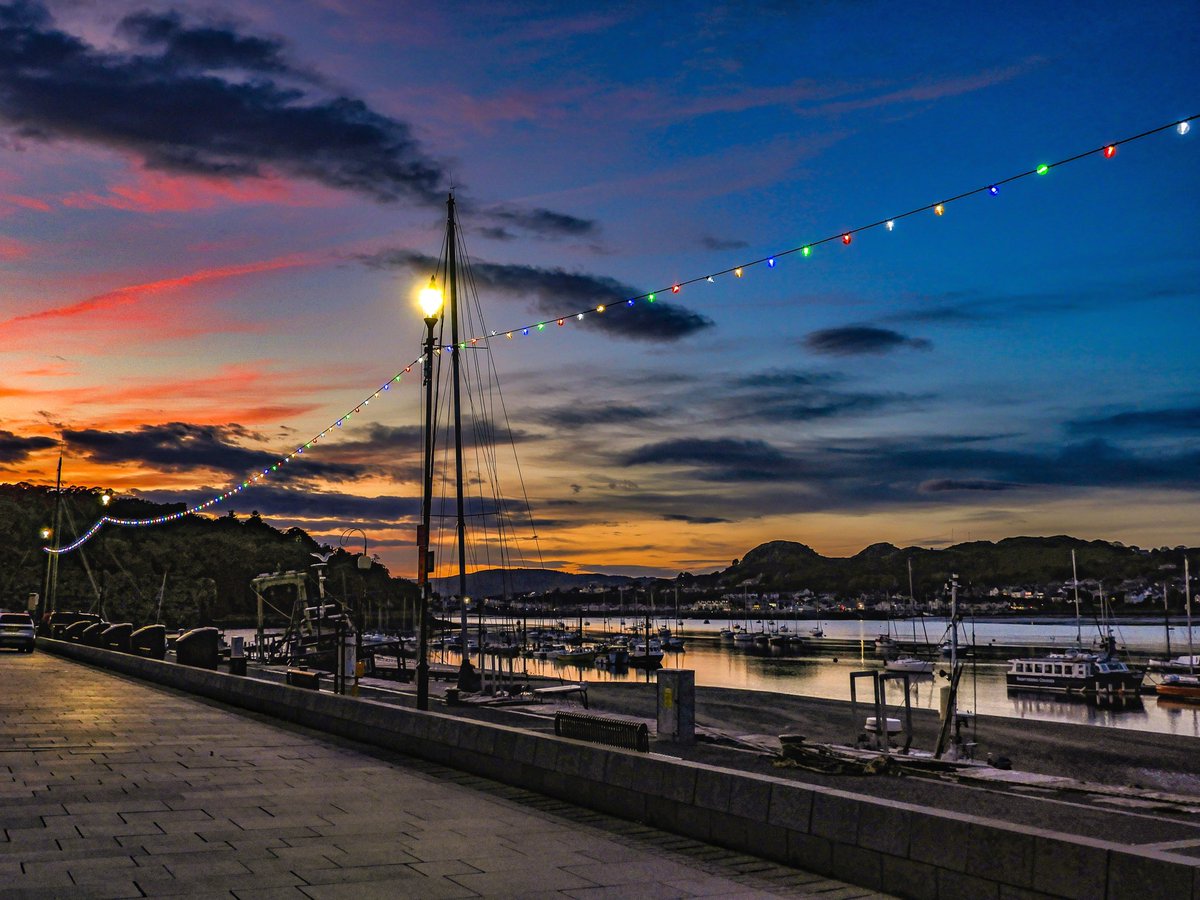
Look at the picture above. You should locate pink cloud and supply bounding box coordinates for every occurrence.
[0,254,319,352]
[0,193,53,214]
[0,235,31,259]
[61,169,342,214]
[806,59,1047,118]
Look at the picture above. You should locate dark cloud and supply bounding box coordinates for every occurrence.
[64,422,361,481]
[621,437,799,482]
[478,226,516,242]
[699,235,749,251]
[138,483,419,525]
[117,10,295,76]
[480,206,598,239]
[662,513,731,524]
[0,2,445,203]
[804,325,932,356]
[0,429,56,464]
[358,248,713,342]
[918,479,1022,492]
[725,368,918,423]
[530,404,655,429]
[1067,406,1200,437]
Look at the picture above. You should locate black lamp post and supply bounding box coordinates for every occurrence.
[416,279,442,710]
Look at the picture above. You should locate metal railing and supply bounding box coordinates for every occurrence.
[553,711,649,752]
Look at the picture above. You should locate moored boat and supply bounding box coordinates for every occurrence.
[1156,674,1200,702]
[1006,652,1144,695]
[885,656,935,674]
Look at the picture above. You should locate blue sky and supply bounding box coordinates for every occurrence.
[0,1,1196,576]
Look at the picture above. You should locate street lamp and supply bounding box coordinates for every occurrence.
[416,277,443,711]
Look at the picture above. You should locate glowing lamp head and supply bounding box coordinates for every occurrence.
[417,279,443,318]
[1103,145,1117,159]
[40,527,51,540]
[934,204,944,216]
[100,492,111,506]
[841,233,852,245]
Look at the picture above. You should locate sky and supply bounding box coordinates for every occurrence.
[0,0,1196,579]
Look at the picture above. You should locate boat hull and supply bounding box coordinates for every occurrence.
[1005,671,1143,694]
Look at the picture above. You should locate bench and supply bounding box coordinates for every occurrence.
[533,683,588,709]
[554,711,649,752]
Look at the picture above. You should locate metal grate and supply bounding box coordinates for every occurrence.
[554,711,649,752]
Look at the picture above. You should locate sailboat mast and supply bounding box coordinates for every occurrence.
[447,194,469,661]
[908,558,917,645]
[1164,582,1171,657]
[1186,557,1193,674]
[1071,549,1081,647]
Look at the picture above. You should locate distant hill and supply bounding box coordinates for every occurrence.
[431,568,635,597]
[707,535,1197,596]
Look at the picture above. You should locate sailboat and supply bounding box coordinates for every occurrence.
[1157,558,1200,701]
[886,559,934,674]
[1006,550,1144,695]
[628,610,664,669]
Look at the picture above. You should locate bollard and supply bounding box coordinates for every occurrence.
[229,635,247,676]
[656,669,696,744]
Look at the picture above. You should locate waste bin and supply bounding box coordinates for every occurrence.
[175,627,220,669]
[81,621,110,647]
[101,623,133,653]
[131,624,167,660]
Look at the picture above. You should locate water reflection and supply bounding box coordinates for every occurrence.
[442,635,1196,737]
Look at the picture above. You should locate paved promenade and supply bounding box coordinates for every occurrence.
[0,651,888,899]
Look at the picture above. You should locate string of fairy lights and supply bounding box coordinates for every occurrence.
[43,115,1196,555]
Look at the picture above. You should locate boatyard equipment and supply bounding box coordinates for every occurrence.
[849,670,915,752]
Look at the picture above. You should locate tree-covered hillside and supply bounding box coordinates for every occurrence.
[711,535,1196,597]
[0,484,417,628]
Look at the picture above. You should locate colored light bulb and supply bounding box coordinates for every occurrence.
[934,204,944,216]
[885,220,895,231]
[734,267,743,277]
[767,258,775,267]
[842,234,852,245]
[1179,121,1191,136]
[1103,145,1117,159]
[557,318,564,326]
[648,293,656,302]
[671,284,680,293]
[522,328,529,335]
[1036,164,1049,175]
[802,246,811,257]
[627,299,634,306]
[988,185,999,196]
[597,304,605,312]
[706,276,714,283]
[537,323,545,331]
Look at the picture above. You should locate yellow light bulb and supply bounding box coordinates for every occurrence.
[418,280,443,317]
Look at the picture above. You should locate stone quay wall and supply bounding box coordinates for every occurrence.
[39,637,1200,900]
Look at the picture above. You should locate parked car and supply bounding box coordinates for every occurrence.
[0,612,36,652]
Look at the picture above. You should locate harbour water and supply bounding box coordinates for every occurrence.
[429,615,1200,738]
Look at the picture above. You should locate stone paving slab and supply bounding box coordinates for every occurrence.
[1,651,890,898]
